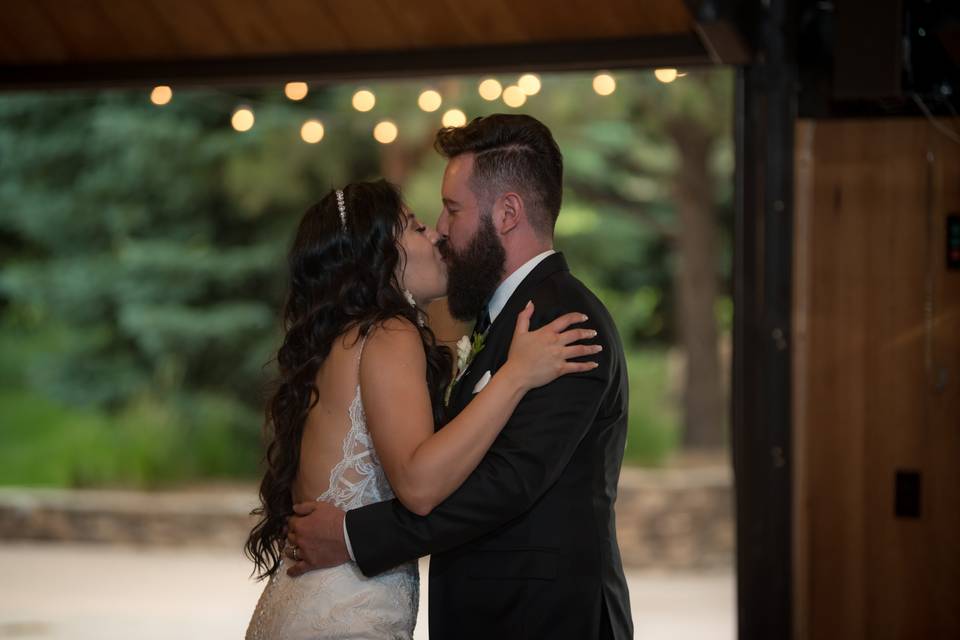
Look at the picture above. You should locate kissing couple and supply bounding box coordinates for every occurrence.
[245,114,633,639]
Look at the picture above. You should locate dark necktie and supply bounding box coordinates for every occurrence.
[473,305,491,338]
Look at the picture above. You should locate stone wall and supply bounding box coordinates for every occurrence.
[0,487,257,549]
[615,466,733,570]
[0,467,732,569]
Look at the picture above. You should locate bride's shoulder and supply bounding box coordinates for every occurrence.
[361,316,424,366]
[368,315,419,336]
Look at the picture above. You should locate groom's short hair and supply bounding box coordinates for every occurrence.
[434,114,563,237]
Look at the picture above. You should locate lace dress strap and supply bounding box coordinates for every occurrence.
[355,331,368,379]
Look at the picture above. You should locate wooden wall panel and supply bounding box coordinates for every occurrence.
[926,124,960,637]
[793,118,960,640]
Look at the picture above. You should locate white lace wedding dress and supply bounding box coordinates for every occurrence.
[246,337,419,639]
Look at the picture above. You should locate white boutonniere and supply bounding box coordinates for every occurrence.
[455,336,472,379]
[445,332,488,406]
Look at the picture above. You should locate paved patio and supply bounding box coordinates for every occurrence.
[0,542,734,639]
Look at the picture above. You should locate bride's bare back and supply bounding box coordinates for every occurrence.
[293,327,367,505]
[246,325,419,639]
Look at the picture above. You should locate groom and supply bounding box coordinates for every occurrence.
[287,114,633,639]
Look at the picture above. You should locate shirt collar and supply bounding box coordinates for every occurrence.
[486,249,556,324]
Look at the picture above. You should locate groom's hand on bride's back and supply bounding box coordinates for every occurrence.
[285,500,351,577]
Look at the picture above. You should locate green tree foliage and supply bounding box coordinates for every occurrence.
[0,71,732,486]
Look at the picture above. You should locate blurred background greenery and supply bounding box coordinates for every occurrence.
[0,69,732,488]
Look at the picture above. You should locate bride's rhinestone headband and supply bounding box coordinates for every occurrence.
[335,189,347,231]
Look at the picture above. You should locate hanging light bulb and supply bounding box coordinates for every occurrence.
[654,68,678,83]
[517,74,541,95]
[373,120,398,144]
[418,90,443,112]
[285,82,309,100]
[502,85,527,108]
[478,78,503,101]
[352,89,376,112]
[592,73,616,96]
[300,119,325,143]
[442,109,467,127]
[150,86,172,105]
[231,106,255,132]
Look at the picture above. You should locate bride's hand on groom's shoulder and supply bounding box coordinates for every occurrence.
[503,301,602,391]
[284,500,351,577]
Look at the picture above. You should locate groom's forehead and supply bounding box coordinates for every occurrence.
[442,155,475,198]
[443,154,474,182]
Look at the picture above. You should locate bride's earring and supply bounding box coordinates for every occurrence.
[403,288,425,327]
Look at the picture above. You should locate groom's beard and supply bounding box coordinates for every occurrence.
[441,213,506,322]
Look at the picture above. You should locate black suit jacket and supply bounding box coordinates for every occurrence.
[346,253,633,639]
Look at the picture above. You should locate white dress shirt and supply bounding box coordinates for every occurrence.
[343,249,557,561]
[485,249,556,324]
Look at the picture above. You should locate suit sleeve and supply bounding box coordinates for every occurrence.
[345,299,612,577]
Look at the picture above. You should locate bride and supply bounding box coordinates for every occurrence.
[244,179,599,639]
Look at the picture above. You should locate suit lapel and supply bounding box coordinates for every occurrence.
[448,253,570,415]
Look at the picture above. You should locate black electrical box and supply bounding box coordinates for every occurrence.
[948,214,960,270]
[895,470,922,518]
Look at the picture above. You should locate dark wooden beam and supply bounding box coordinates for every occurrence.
[0,34,709,91]
[834,0,903,99]
[733,0,795,638]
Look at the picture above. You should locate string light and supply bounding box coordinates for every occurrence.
[442,109,467,127]
[592,73,616,96]
[150,86,172,105]
[518,74,541,95]
[654,69,678,83]
[215,72,637,135]
[373,120,398,144]
[478,79,503,101]
[352,89,376,112]
[502,85,527,108]
[300,119,325,143]
[418,90,442,112]
[231,106,255,132]
[285,82,309,100]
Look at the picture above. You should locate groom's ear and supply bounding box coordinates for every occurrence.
[497,192,524,236]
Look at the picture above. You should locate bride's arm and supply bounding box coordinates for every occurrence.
[362,303,599,517]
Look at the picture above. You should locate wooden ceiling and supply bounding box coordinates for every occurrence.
[0,0,749,89]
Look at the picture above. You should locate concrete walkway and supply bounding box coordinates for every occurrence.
[0,542,734,639]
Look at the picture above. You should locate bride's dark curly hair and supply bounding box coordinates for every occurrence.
[244,179,452,579]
